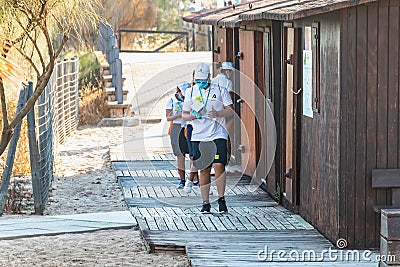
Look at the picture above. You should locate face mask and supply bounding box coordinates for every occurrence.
[195,79,209,89]
[176,94,184,101]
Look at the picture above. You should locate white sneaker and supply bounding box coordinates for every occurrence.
[184,180,193,193]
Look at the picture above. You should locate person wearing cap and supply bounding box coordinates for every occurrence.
[182,63,234,213]
[166,81,191,189]
[211,61,233,94]
[212,61,235,164]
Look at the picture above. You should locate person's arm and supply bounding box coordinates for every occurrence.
[166,109,181,121]
[208,105,233,118]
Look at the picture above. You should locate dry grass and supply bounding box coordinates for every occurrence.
[0,90,31,176]
[78,83,110,125]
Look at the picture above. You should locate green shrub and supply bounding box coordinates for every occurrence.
[79,52,100,88]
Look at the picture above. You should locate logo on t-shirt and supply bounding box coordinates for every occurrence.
[212,94,217,98]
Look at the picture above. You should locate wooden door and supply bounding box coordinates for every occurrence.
[283,27,300,205]
[239,30,257,177]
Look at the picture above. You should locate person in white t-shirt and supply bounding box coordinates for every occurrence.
[166,81,191,189]
[182,63,233,213]
[211,62,233,93]
[211,61,235,163]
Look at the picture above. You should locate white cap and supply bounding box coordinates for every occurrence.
[221,62,234,70]
[194,63,210,80]
[177,81,191,95]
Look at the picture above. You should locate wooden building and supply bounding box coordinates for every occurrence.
[184,0,400,249]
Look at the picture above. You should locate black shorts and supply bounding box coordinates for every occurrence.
[186,124,196,157]
[170,123,189,156]
[192,139,228,170]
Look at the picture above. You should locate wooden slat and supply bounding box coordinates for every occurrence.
[377,0,390,221]
[372,169,400,188]
[365,2,379,248]
[200,216,217,231]
[163,216,178,230]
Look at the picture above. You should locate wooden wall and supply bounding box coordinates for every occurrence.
[294,13,341,246]
[340,0,400,249]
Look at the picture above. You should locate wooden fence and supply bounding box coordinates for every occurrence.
[97,21,123,104]
[0,57,79,215]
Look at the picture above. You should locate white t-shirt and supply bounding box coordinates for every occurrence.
[183,83,233,141]
[165,94,185,126]
[211,74,233,92]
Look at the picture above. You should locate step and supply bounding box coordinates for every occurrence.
[105,87,129,95]
[103,74,127,82]
[108,101,132,118]
[106,87,129,102]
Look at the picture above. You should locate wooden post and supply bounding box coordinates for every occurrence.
[380,209,400,266]
[0,86,29,215]
[115,58,123,104]
[27,82,44,214]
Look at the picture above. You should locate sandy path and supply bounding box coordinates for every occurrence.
[0,124,190,267]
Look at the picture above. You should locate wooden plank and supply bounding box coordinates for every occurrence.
[130,187,141,198]
[146,217,159,230]
[256,216,277,230]
[147,208,160,217]
[372,169,400,187]
[387,2,400,170]
[163,207,178,216]
[191,216,208,231]
[154,217,169,231]
[150,170,159,177]
[122,187,133,198]
[200,216,217,231]
[365,2,379,248]
[129,207,142,217]
[245,216,266,230]
[209,217,228,231]
[353,4,368,248]
[153,186,165,198]
[163,216,178,230]
[138,208,152,218]
[236,216,256,230]
[182,217,197,231]
[145,186,157,198]
[218,216,236,230]
[345,6,357,247]
[136,217,149,231]
[377,0,390,232]
[138,187,149,198]
[143,170,153,177]
[172,217,188,230]
[160,186,173,198]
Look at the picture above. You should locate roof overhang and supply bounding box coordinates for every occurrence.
[183,0,379,27]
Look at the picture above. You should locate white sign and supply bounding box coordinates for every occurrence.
[303,50,313,118]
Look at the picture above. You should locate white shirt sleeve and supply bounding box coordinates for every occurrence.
[183,86,193,112]
[165,97,173,110]
[221,88,233,106]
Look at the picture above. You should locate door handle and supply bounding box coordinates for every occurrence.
[291,87,302,95]
[284,168,292,178]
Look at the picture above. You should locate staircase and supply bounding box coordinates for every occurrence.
[94,51,131,118]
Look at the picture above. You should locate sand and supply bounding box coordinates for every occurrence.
[0,124,190,267]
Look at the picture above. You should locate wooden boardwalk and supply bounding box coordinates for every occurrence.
[113,156,379,266]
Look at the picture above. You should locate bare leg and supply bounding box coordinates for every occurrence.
[199,167,211,202]
[177,155,185,180]
[214,163,226,198]
[188,157,199,182]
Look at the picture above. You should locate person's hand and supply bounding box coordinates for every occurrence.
[208,106,218,118]
[191,110,201,119]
